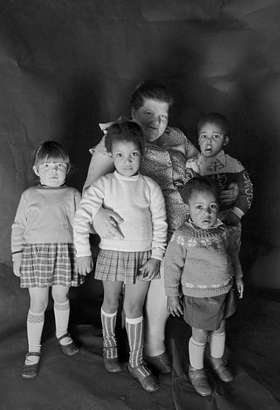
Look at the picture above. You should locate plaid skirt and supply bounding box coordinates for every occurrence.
[183,288,237,331]
[94,249,153,284]
[20,243,84,288]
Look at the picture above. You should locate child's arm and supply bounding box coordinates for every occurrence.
[73,178,106,275]
[11,193,28,277]
[164,231,187,316]
[139,179,167,280]
[226,228,244,299]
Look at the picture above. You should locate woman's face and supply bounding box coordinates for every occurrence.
[131,98,169,142]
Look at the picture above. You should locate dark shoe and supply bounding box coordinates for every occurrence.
[22,352,40,379]
[57,333,79,356]
[128,364,159,392]
[210,357,234,382]
[145,352,171,374]
[188,366,212,396]
[103,357,122,373]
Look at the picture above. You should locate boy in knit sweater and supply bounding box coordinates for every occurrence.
[164,177,243,397]
[185,112,253,226]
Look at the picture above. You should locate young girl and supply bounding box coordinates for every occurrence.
[11,141,82,379]
[164,177,244,397]
[74,120,167,392]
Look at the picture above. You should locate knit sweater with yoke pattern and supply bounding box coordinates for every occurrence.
[164,219,242,298]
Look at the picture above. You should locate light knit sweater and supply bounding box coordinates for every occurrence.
[164,219,242,298]
[73,171,167,260]
[11,185,81,260]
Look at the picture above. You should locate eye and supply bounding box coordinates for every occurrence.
[195,205,203,210]
[114,153,122,158]
[199,134,207,140]
[131,151,140,157]
[213,134,222,140]
[57,163,67,170]
[210,203,218,211]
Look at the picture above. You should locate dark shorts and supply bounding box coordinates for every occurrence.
[183,289,237,331]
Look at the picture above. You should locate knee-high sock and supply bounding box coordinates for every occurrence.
[144,269,168,356]
[188,337,206,370]
[54,300,71,344]
[101,308,118,359]
[126,316,150,377]
[209,331,226,359]
[27,310,45,353]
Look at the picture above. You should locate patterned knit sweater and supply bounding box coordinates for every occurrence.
[164,219,242,298]
[185,151,253,219]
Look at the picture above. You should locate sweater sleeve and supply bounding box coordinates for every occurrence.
[148,179,168,260]
[73,178,106,257]
[226,228,243,279]
[11,192,28,260]
[232,168,253,219]
[164,230,187,296]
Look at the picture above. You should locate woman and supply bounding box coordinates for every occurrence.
[83,81,236,374]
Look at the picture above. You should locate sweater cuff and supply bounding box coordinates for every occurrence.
[232,207,244,219]
[151,248,164,261]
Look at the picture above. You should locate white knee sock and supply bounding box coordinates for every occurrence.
[126,316,149,377]
[27,310,44,355]
[101,308,118,359]
[209,331,226,359]
[54,300,70,344]
[188,337,206,370]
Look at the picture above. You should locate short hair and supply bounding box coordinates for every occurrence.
[197,112,230,136]
[180,177,219,205]
[104,120,145,155]
[130,81,174,112]
[33,140,70,168]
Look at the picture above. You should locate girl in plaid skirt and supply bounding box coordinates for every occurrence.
[11,141,82,379]
[74,121,167,392]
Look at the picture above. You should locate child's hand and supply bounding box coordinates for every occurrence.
[93,207,124,239]
[12,253,22,277]
[222,210,240,226]
[167,296,183,317]
[236,277,244,299]
[220,182,239,206]
[76,256,93,276]
[139,258,160,281]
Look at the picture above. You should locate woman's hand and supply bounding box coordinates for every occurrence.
[12,253,22,277]
[93,207,124,239]
[167,295,183,317]
[76,256,93,276]
[236,277,244,299]
[139,258,160,281]
[220,182,239,206]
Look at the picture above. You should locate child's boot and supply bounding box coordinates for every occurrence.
[188,366,212,396]
[210,357,233,382]
[209,331,233,382]
[126,316,159,392]
[101,308,122,373]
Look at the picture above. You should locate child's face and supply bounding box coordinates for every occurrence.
[112,140,141,177]
[198,122,228,157]
[188,190,218,229]
[33,159,68,187]
[131,98,169,142]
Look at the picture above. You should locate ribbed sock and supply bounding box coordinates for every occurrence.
[101,308,118,359]
[126,316,150,377]
[188,337,206,370]
[26,310,44,364]
[54,300,72,345]
[209,331,226,359]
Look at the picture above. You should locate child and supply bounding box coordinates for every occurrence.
[74,120,167,392]
[185,112,253,226]
[164,177,244,397]
[11,141,82,379]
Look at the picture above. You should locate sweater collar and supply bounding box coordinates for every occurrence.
[113,170,140,181]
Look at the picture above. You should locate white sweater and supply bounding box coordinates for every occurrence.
[74,171,167,260]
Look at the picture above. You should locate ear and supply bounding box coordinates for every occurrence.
[33,166,39,176]
[223,136,229,146]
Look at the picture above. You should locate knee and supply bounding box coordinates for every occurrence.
[52,287,69,304]
[192,328,208,344]
[123,302,142,318]
[30,295,48,313]
[103,294,120,313]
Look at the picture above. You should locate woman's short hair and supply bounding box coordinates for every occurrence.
[130,81,174,111]
[105,120,145,155]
